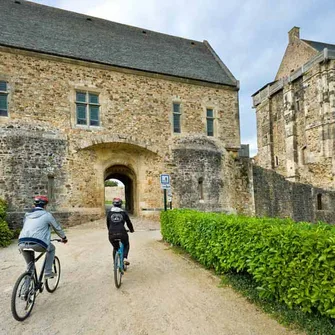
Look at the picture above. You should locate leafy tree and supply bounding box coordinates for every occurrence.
[105,180,118,187]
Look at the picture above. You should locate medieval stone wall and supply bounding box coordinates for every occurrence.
[253,165,335,224]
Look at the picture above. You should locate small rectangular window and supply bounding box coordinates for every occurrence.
[89,93,99,104]
[198,178,204,200]
[76,91,100,126]
[48,176,55,205]
[76,92,86,103]
[0,81,8,117]
[317,193,322,210]
[173,102,181,133]
[89,106,99,126]
[206,108,214,136]
[296,99,300,112]
[76,104,87,125]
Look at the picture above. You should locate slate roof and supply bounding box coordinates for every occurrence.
[302,39,335,52]
[0,0,237,87]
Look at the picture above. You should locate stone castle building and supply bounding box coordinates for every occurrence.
[253,27,335,190]
[0,0,254,227]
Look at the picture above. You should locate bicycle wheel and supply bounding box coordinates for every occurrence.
[11,272,36,321]
[114,252,122,288]
[45,256,61,293]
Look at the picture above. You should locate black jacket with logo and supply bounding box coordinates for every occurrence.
[107,207,134,235]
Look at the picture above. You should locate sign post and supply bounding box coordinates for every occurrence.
[160,174,170,211]
[163,188,167,211]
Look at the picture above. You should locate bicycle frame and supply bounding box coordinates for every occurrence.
[25,238,62,290]
[117,240,125,272]
[30,252,47,290]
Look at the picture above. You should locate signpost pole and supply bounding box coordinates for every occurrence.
[163,188,167,211]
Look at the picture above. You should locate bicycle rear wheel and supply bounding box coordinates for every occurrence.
[114,252,122,288]
[45,256,61,293]
[11,272,36,321]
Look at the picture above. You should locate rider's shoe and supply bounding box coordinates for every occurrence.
[124,259,130,266]
[45,272,56,279]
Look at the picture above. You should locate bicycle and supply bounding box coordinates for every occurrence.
[11,239,63,321]
[113,238,127,288]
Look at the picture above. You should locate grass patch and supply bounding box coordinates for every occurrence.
[222,271,335,335]
[168,243,335,335]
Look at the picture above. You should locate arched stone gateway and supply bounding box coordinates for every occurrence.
[105,165,136,214]
[72,141,164,221]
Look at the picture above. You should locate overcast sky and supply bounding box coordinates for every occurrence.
[32,0,335,156]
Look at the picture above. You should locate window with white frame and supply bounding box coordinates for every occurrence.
[76,91,100,126]
[0,81,8,117]
[173,102,181,133]
[206,108,214,136]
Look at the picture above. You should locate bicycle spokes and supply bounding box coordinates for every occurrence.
[11,273,36,321]
[45,256,61,293]
[114,252,123,288]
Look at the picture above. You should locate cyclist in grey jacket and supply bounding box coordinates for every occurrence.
[18,196,67,278]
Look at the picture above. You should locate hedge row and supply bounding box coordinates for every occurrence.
[161,209,335,318]
[0,198,13,247]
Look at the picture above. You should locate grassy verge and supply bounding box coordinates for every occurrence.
[222,271,335,335]
[168,243,335,335]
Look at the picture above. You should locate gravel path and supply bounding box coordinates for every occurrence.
[0,217,303,335]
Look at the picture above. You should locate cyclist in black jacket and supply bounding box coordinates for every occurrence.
[107,198,134,265]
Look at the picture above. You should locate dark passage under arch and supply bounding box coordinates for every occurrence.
[105,165,135,214]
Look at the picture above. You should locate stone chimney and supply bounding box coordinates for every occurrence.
[288,26,300,43]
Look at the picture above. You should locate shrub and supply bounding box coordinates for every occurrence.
[0,198,7,220]
[0,198,13,247]
[161,209,335,318]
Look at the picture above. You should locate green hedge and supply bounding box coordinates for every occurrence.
[161,209,335,318]
[0,198,13,247]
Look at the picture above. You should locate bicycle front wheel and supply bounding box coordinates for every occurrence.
[11,272,36,321]
[114,252,122,288]
[45,256,61,293]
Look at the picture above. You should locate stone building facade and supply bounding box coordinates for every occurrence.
[0,1,254,228]
[253,27,335,190]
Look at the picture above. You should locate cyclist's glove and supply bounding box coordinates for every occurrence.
[62,236,68,244]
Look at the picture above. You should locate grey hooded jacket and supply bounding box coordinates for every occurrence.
[18,208,66,249]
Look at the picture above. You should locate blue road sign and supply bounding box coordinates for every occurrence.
[160,174,170,185]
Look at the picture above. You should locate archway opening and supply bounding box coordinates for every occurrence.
[104,165,136,214]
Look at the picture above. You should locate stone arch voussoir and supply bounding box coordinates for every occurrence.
[73,134,161,156]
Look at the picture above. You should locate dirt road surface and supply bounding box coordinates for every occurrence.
[0,217,303,335]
